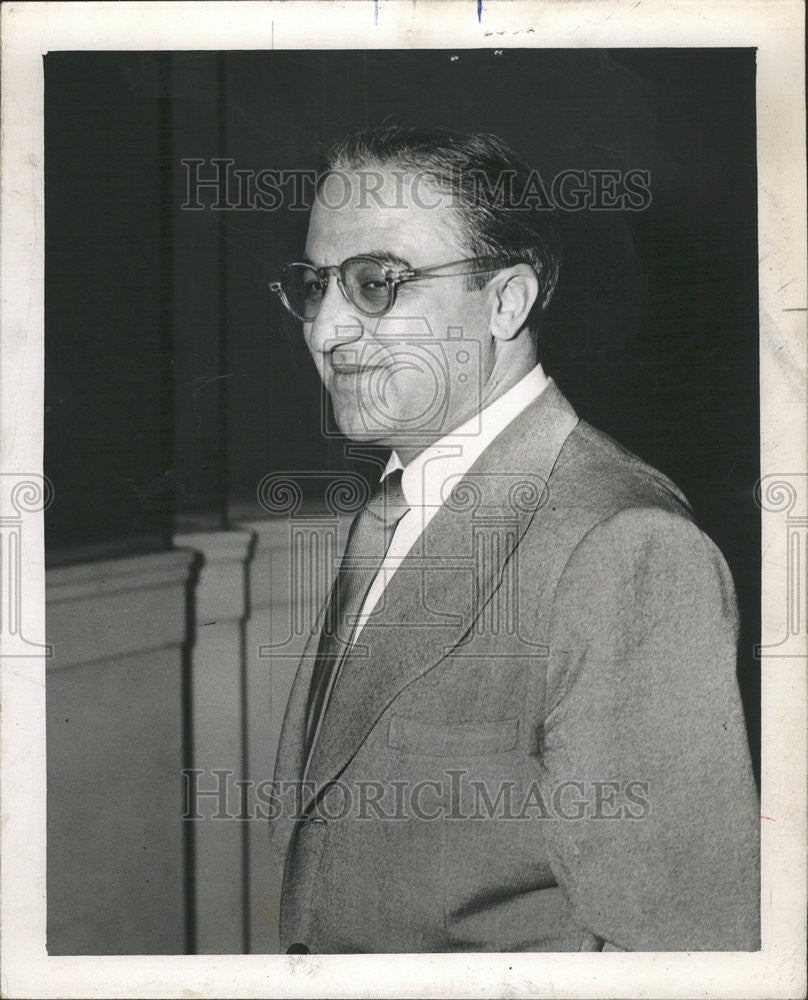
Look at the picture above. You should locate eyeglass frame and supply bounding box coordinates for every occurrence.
[268,254,522,322]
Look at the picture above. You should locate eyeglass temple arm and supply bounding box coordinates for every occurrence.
[269,257,516,288]
[401,256,518,281]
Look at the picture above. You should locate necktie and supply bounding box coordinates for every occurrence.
[304,469,409,760]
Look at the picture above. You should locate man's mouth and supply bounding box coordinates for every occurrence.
[329,361,382,375]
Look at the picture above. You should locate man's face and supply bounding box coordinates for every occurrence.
[303,168,493,453]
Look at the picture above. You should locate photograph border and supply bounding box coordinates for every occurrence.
[1,1,805,997]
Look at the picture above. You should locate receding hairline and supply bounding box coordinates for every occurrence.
[311,166,472,252]
[319,126,561,318]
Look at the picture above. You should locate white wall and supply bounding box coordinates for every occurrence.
[46,517,346,955]
[47,550,193,955]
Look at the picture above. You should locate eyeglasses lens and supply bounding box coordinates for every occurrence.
[281,259,392,320]
[282,264,324,321]
[342,259,391,316]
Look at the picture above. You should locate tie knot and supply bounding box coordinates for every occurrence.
[366,468,409,527]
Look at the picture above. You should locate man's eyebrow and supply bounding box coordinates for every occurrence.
[300,250,414,269]
[364,249,413,269]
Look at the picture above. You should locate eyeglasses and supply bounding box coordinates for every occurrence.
[269,255,517,322]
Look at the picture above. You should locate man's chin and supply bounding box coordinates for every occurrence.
[340,427,386,444]
[332,412,389,445]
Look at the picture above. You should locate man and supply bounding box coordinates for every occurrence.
[269,125,759,953]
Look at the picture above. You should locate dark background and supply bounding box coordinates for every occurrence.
[44,49,760,773]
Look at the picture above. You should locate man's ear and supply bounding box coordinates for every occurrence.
[487,264,540,342]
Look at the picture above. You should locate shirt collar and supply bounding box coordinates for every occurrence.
[382,363,550,510]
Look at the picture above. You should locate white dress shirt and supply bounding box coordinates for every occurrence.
[350,362,550,644]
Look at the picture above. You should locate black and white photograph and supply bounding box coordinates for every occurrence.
[0,2,805,998]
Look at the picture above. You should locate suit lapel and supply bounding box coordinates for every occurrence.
[273,624,318,788]
[302,381,579,807]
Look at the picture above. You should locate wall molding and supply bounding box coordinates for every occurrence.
[46,549,195,670]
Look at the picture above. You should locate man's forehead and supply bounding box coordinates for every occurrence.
[305,168,463,263]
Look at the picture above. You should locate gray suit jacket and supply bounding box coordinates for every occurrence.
[271,381,759,953]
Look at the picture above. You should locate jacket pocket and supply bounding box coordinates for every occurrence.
[387,716,519,757]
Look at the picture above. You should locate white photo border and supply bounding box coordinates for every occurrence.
[1,1,805,997]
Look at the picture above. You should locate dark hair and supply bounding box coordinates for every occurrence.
[324,124,561,349]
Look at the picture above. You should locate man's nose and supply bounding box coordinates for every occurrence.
[306,277,364,355]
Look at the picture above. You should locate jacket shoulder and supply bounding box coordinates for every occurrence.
[550,418,693,520]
